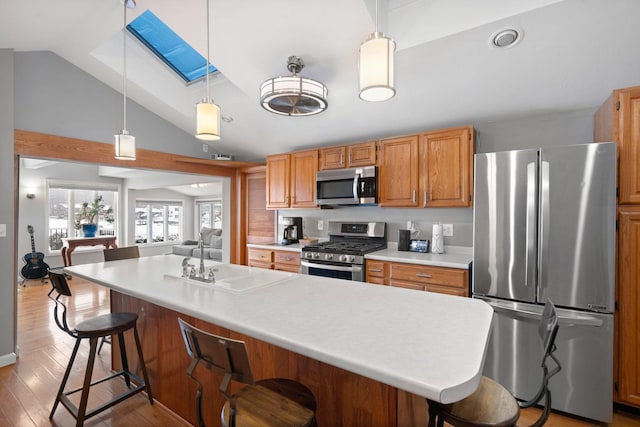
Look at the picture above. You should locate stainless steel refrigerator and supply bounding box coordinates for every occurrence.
[472,142,616,423]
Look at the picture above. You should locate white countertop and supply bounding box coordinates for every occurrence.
[366,246,473,269]
[64,254,492,404]
[247,242,304,252]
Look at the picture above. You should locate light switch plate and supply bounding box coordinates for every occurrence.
[0,224,6,237]
[442,224,453,237]
[317,220,324,230]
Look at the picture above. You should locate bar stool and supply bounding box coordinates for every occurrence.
[178,318,317,427]
[427,299,561,427]
[48,271,153,426]
[99,245,140,354]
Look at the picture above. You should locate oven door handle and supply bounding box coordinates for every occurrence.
[301,261,362,273]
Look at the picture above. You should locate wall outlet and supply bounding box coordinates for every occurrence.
[0,224,5,237]
[202,143,209,153]
[442,224,453,237]
[317,220,324,231]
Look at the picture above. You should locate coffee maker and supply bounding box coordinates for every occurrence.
[278,216,303,245]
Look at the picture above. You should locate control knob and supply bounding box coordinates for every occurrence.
[325,254,333,260]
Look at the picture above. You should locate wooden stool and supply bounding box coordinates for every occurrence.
[427,300,561,427]
[48,272,153,427]
[178,318,317,427]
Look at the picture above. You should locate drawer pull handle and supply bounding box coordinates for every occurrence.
[416,273,432,278]
[368,268,382,272]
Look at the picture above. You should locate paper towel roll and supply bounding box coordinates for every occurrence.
[431,223,444,254]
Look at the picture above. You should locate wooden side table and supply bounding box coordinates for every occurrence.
[61,236,117,266]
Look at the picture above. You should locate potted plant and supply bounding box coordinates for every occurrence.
[74,195,114,237]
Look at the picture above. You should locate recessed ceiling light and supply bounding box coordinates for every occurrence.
[489,28,523,49]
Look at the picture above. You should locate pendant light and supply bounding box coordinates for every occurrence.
[195,0,221,141]
[359,0,396,102]
[114,0,136,160]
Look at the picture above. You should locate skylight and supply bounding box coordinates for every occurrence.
[127,10,217,84]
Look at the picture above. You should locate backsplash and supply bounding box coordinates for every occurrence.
[276,206,473,247]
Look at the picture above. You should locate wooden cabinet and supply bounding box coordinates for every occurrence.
[379,126,474,208]
[266,153,290,209]
[365,260,469,297]
[266,149,318,209]
[378,135,420,207]
[248,248,273,269]
[319,141,377,170]
[365,259,388,285]
[248,247,301,272]
[420,126,474,207]
[389,262,468,297]
[617,207,640,406]
[595,85,640,204]
[274,251,301,272]
[595,85,640,408]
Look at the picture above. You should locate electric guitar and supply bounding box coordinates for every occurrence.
[21,225,50,280]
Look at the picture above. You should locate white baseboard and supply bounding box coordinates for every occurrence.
[0,352,17,368]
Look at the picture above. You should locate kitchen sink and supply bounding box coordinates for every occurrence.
[165,264,295,293]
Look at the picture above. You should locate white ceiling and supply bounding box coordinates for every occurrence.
[4,0,640,161]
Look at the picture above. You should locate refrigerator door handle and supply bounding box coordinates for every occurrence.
[539,160,550,294]
[525,162,537,289]
[481,298,604,327]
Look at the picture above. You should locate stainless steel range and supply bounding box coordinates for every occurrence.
[300,222,386,281]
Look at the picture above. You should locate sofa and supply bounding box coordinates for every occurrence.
[172,227,222,261]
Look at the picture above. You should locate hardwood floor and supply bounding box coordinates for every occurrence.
[3,277,640,426]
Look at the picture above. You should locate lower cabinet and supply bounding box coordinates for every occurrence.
[248,247,301,272]
[366,260,469,297]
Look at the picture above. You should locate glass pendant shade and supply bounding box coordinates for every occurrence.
[114,131,136,160]
[359,32,396,102]
[195,99,221,141]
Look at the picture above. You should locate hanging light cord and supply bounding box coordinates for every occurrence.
[375,0,379,33]
[122,0,127,131]
[205,0,210,102]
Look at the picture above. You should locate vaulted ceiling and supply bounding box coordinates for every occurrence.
[3,0,640,161]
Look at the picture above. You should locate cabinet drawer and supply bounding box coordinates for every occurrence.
[249,261,273,270]
[274,263,301,273]
[248,248,273,263]
[390,263,467,288]
[390,280,426,292]
[274,251,301,266]
[366,260,387,278]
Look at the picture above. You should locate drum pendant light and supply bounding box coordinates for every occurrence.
[359,0,396,102]
[195,0,221,141]
[114,0,136,160]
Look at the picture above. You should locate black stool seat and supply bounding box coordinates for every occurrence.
[47,272,153,427]
[75,312,138,337]
[221,378,316,427]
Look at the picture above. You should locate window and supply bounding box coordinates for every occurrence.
[197,200,222,230]
[47,183,118,251]
[127,10,217,84]
[135,201,183,244]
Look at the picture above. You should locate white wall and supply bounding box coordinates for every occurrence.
[0,49,16,367]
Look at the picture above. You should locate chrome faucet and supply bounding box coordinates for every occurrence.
[198,232,206,278]
[180,234,215,283]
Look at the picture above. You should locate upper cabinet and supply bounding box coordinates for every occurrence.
[379,126,475,207]
[595,85,640,204]
[266,149,318,209]
[420,126,474,207]
[319,141,377,170]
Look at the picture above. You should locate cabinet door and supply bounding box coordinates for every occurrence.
[319,146,346,170]
[291,149,318,208]
[266,153,290,209]
[274,250,301,272]
[248,248,273,269]
[348,141,377,167]
[420,126,474,207]
[379,136,419,207]
[389,262,468,297]
[618,87,640,204]
[618,207,640,406]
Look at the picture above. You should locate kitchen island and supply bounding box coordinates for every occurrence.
[65,254,493,426]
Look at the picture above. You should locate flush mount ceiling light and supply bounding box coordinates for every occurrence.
[260,56,328,116]
[114,0,136,160]
[489,28,523,49]
[195,0,221,141]
[359,0,396,102]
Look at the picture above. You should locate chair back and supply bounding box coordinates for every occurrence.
[104,246,140,261]
[539,299,559,361]
[48,272,74,337]
[178,318,255,391]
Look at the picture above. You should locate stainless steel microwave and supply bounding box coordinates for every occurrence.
[316,166,377,205]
